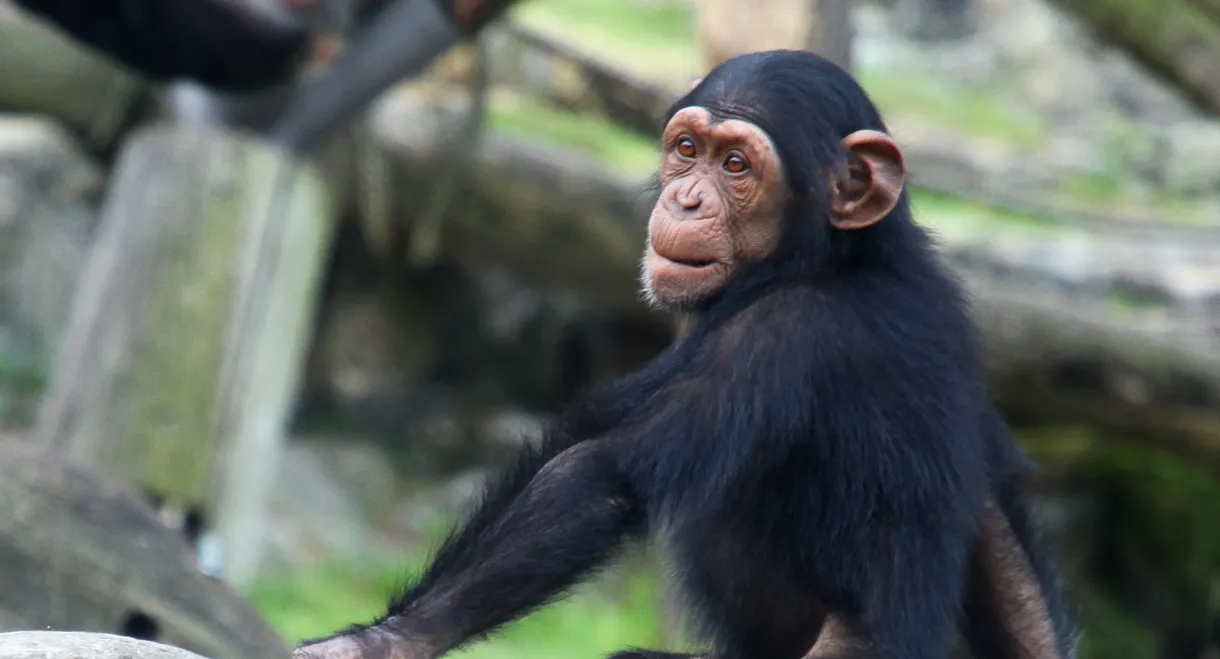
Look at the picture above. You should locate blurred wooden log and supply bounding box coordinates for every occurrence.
[0,442,289,658]
[0,7,153,152]
[0,632,208,659]
[31,124,336,588]
[370,95,656,316]
[1045,0,1220,114]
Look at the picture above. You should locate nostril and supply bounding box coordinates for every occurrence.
[679,194,702,210]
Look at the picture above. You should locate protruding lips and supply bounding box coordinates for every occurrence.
[645,244,726,276]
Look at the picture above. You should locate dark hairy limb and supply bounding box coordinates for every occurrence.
[270,0,521,153]
[295,440,644,659]
[961,490,1077,659]
[12,0,311,92]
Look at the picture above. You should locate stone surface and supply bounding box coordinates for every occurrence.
[0,632,208,659]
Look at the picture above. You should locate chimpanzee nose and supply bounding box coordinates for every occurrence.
[672,185,704,216]
[679,190,702,210]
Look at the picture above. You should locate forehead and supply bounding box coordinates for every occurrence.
[665,106,774,146]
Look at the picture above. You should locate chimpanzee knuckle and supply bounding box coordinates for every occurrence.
[293,636,370,659]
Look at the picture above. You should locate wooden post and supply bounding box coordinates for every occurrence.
[815,0,854,72]
[32,124,335,588]
[696,0,818,71]
[695,0,852,73]
[890,0,978,41]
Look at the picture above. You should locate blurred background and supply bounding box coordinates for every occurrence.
[0,1,1219,659]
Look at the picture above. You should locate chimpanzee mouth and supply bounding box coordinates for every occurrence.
[669,257,717,268]
[649,245,719,269]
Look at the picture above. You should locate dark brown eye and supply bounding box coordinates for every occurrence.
[724,153,749,174]
[676,137,697,158]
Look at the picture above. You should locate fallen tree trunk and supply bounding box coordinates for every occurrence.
[0,441,289,659]
[0,632,209,659]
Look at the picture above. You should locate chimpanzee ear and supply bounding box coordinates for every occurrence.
[689,76,704,91]
[829,130,905,230]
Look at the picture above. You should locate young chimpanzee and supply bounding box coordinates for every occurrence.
[293,50,1076,659]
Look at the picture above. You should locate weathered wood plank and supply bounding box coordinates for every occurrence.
[31,125,335,587]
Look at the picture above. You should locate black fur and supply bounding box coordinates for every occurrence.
[13,0,310,91]
[302,50,1075,659]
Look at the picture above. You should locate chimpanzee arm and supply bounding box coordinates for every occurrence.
[294,439,644,659]
[292,364,672,659]
[12,0,311,92]
[270,0,522,152]
[960,411,1077,659]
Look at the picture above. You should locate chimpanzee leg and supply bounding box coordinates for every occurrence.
[294,441,643,659]
[961,492,1074,659]
[804,531,966,659]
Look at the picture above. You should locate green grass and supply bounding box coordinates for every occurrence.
[247,552,671,659]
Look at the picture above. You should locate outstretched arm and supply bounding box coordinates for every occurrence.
[294,439,644,659]
[12,0,311,92]
[270,0,523,152]
[291,363,672,659]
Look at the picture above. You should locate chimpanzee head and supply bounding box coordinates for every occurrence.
[640,50,908,310]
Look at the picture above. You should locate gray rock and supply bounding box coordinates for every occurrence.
[0,632,208,659]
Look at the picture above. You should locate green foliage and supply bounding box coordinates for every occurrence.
[1079,442,1220,603]
[1075,588,1163,659]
